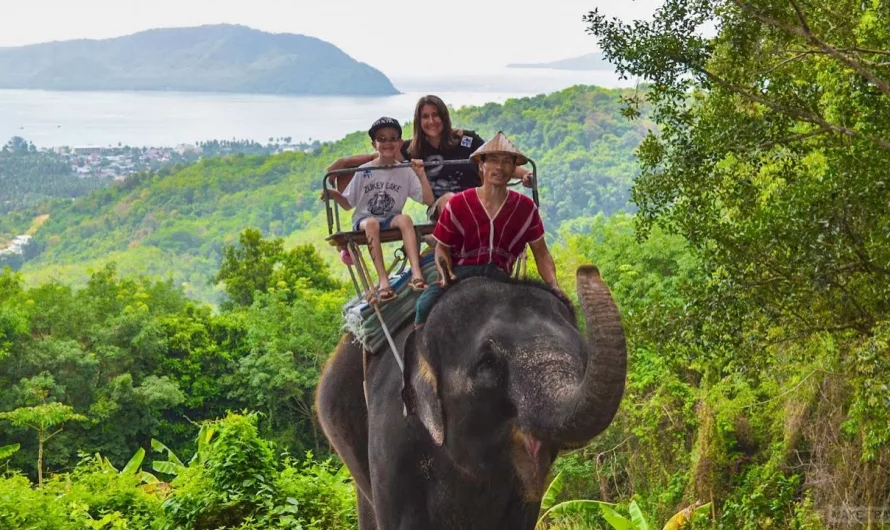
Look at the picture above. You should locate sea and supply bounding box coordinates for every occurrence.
[0,68,636,148]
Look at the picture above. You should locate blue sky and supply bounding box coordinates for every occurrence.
[0,0,661,76]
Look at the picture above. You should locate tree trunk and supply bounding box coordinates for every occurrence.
[37,430,44,487]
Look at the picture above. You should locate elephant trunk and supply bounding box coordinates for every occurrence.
[516,266,627,444]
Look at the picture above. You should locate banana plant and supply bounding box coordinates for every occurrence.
[151,422,216,477]
[149,439,185,477]
[0,443,19,461]
[0,443,20,472]
[536,471,616,528]
[536,471,711,530]
[662,502,712,530]
[94,447,159,485]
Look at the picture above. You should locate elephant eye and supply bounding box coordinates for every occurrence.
[477,353,498,371]
[474,344,504,383]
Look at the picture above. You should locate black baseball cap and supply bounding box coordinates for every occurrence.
[368,117,402,139]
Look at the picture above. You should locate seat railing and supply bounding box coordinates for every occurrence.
[321,158,538,238]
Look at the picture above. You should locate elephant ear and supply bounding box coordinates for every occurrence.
[401,329,445,446]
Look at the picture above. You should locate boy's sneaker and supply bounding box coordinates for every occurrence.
[339,249,354,265]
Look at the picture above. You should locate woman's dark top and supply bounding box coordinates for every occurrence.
[401,130,485,200]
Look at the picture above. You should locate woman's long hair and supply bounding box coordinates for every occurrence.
[407,95,458,158]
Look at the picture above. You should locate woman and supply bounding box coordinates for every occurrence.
[328,95,529,221]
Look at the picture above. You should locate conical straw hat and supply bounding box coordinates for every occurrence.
[470,131,528,166]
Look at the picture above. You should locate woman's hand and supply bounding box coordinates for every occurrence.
[410,158,427,178]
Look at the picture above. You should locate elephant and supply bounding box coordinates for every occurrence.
[316,265,627,529]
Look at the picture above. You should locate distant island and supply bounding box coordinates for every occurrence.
[0,24,399,96]
[507,52,613,71]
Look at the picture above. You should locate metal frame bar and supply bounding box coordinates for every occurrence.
[321,157,540,238]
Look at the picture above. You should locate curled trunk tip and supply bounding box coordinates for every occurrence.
[576,264,602,280]
[558,264,627,442]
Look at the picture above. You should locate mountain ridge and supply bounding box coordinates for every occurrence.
[0,24,399,96]
[507,52,613,71]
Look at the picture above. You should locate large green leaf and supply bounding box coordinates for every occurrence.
[191,424,217,465]
[628,500,651,530]
[0,443,20,460]
[151,460,184,476]
[93,453,118,473]
[334,463,351,481]
[540,499,616,527]
[599,504,635,530]
[139,471,160,484]
[121,447,145,476]
[151,438,184,467]
[540,471,565,514]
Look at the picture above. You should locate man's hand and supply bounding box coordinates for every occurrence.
[435,244,457,287]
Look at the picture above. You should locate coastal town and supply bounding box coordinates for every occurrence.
[3,136,322,181]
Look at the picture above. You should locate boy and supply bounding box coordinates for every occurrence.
[325,117,434,304]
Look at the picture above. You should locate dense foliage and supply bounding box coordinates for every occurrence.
[18,85,648,303]
[0,231,344,481]
[0,412,356,529]
[559,0,890,527]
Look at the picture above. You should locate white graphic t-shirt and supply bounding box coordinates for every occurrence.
[342,161,423,225]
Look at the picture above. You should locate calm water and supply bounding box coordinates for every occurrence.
[0,69,633,148]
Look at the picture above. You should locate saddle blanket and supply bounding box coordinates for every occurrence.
[342,252,438,353]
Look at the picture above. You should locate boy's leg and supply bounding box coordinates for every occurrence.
[390,214,423,281]
[359,217,391,291]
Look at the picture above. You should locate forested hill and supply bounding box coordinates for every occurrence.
[0,138,111,216]
[0,24,398,96]
[18,85,651,302]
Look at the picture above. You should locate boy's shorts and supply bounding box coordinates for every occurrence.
[353,215,396,232]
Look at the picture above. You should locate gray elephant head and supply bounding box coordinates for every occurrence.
[402,265,627,501]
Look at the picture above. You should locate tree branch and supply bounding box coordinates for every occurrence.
[786,0,810,33]
[790,48,890,57]
[44,428,65,442]
[697,65,890,150]
[764,51,814,75]
[732,0,890,99]
[755,126,833,149]
[847,47,890,57]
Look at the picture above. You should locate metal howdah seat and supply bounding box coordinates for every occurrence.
[322,158,539,372]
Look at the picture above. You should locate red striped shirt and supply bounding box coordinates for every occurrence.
[433,189,545,273]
